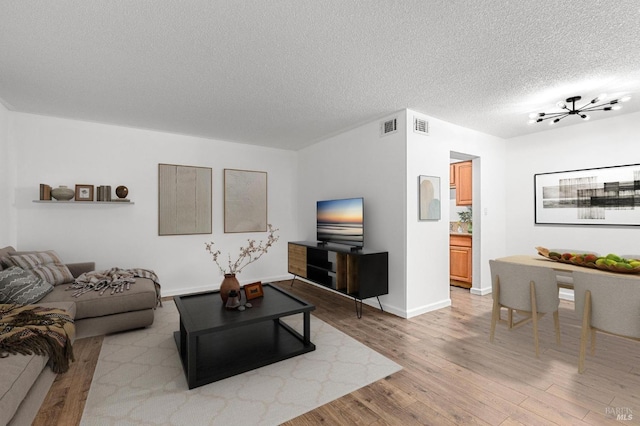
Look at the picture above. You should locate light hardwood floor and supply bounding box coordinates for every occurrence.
[36,281,639,425]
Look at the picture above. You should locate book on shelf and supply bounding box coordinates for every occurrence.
[39,184,51,200]
[96,185,112,202]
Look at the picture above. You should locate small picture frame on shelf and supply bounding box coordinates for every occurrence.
[243,281,264,300]
[75,184,94,202]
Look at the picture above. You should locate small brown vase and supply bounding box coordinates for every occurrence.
[115,185,129,199]
[220,274,241,305]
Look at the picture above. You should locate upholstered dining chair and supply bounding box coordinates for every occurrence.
[573,270,640,373]
[489,260,561,357]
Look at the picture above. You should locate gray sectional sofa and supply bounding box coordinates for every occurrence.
[0,246,159,426]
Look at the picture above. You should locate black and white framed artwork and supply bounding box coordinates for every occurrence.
[534,163,640,226]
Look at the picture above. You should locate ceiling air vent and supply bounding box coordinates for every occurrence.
[413,117,429,135]
[380,118,398,136]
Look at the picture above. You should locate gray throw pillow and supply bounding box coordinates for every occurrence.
[2,250,74,285]
[0,266,54,304]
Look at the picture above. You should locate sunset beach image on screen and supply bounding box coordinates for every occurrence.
[316,198,364,247]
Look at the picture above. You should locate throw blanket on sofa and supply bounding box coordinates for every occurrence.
[0,304,75,373]
[68,268,162,307]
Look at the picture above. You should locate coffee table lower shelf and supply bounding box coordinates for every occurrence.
[174,319,316,389]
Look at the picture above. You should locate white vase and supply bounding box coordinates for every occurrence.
[51,185,74,201]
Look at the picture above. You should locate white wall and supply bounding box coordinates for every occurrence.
[8,113,298,296]
[297,111,408,316]
[16,105,633,316]
[0,102,12,246]
[297,109,507,318]
[505,111,640,258]
[405,112,451,315]
[405,110,507,317]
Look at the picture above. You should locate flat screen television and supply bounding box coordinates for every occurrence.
[316,197,364,248]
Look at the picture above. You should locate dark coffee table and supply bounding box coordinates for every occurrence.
[173,283,316,389]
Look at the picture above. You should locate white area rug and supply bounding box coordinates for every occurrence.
[80,300,401,426]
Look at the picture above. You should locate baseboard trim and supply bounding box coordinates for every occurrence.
[405,298,452,318]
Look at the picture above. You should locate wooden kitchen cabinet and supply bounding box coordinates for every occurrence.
[450,233,472,288]
[453,161,472,206]
[450,163,457,187]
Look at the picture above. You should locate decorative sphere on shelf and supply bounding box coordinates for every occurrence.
[51,185,74,201]
[115,185,129,199]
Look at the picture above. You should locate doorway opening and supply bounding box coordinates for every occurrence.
[449,152,479,295]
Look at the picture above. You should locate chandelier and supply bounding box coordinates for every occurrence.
[528,94,631,125]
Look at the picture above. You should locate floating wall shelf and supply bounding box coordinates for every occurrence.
[33,200,135,204]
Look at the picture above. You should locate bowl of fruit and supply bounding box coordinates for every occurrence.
[536,247,640,274]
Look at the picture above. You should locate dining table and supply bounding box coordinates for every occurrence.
[494,255,640,289]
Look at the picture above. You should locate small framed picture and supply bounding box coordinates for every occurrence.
[75,184,94,202]
[243,281,264,300]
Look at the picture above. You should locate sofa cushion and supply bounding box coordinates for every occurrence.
[0,267,53,304]
[0,351,48,426]
[2,251,74,285]
[40,277,157,320]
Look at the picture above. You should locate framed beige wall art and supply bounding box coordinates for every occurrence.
[158,164,212,235]
[224,169,267,233]
[419,175,441,220]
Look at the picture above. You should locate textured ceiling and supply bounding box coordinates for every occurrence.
[1,1,640,150]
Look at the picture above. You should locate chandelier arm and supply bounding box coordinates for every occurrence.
[579,107,611,112]
[577,100,594,111]
[579,104,612,112]
[540,113,569,122]
[542,112,571,117]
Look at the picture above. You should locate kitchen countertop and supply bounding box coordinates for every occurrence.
[450,232,472,236]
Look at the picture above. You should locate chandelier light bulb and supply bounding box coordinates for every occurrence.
[528,119,536,125]
[621,95,632,102]
[528,112,538,119]
[612,105,622,110]
[556,101,566,109]
[592,93,607,103]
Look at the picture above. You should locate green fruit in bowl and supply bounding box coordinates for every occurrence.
[616,262,633,269]
[630,261,640,268]
[604,258,618,267]
[606,253,623,262]
[548,251,562,259]
[595,258,607,266]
